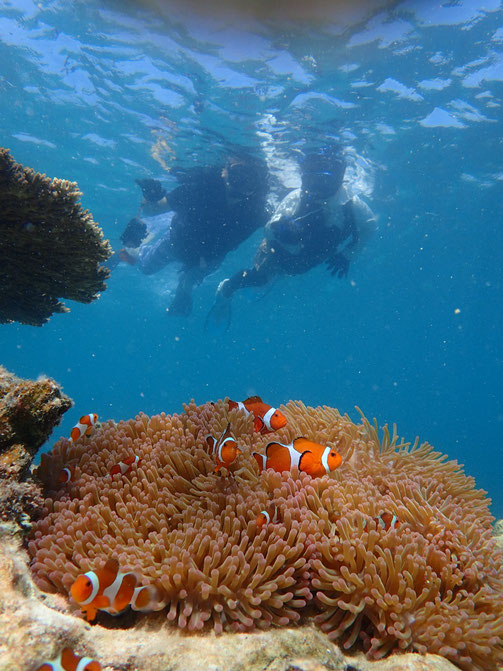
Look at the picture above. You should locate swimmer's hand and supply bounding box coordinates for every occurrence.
[326,252,349,278]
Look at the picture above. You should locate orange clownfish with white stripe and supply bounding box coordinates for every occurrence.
[206,422,241,472]
[70,558,164,622]
[253,437,342,478]
[364,512,400,532]
[256,504,280,528]
[36,648,101,671]
[228,396,287,435]
[110,455,141,476]
[69,414,98,443]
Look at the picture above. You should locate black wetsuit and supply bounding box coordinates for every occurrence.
[222,194,357,295]
[167,167,267,273]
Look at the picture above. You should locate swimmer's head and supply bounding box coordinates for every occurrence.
[135,178,166,204]
[300,145,346,199]
[223,154,268,201]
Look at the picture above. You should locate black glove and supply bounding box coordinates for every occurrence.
[135,178,166,203]
[326,252,349,278]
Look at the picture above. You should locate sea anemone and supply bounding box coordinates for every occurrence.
[29,400,503,670]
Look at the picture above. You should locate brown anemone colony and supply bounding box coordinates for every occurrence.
[0,147,111,326]
[29,400,503,670]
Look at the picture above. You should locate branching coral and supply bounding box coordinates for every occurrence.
[29,400,503,670]
[0,147,112,326]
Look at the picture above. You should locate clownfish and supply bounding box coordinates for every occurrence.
[58,464,76,484]
[228,396,287,435]
[36,648,101,671]
[253,437,342,478]
[206,422,241,472]
[110,455,141,476]
[364,512,400,532]
[256,504,279,527]
[69,414,98,443]
[70,558,164,622]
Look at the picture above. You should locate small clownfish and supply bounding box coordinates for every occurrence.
[228,396,287,435]
[256,504,279,528]
[70,557,164,622]
[69,414,98,443]
[58,464,76,484]
[206,422,241,472]
[364,512,400,532]
[253,437,342,478]
[36,647,101,671]
[110,455,141,476]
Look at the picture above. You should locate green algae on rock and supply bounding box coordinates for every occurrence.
[0,147,112,326]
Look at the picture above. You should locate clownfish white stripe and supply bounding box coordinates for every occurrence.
[76,658,96,671]
[102,571,129,610]
[320,446,331,474]
[131,585,165,612]
[79,571,100,605]
[61,468,72,482]
[255,453,267,470]
[217,437,236,462]
[236,401,249,415]
[262,407,276,431]
[44,661,64,671]
[287,445,302,469]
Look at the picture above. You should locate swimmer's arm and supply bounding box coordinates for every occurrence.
[342,195,377,258]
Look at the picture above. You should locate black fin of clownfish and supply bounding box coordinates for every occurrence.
[253,452,266,472]
[221,422,232,440]
[244,395,263,404]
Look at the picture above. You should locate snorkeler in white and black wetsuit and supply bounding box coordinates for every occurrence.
[207,144,376,329]
[113,153,269,316]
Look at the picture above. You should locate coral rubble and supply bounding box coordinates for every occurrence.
[0,365,72,524]
[29,401,503,671]
[0,147,112,326]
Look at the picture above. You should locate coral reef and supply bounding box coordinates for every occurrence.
[29,401,503,671]
[0,147,112,326]
[0,365,72,524]
[0,365,73,479]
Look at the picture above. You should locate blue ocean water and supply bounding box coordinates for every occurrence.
[1,0,502,515]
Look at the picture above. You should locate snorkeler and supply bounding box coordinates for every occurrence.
[206,144,376,330]
[116,152,269,316]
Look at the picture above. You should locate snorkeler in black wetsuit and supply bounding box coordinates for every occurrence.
[116,153,269,316]
[207,144,376,330]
